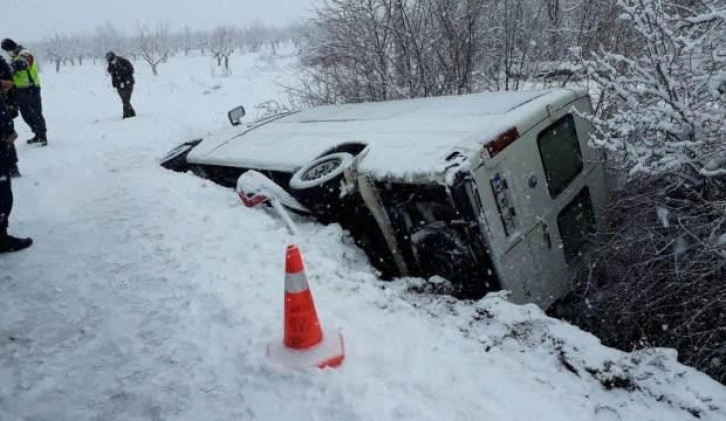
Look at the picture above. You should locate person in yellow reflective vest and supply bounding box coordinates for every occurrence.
[1,39,47,146]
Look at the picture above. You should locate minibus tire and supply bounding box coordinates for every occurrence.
[289,152,355,217]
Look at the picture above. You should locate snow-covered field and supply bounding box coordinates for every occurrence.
[1,48,725,421]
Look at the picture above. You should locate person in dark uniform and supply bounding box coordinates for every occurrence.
[105,52,136,119]
[0,56,20,177]
[0,78,32,253]
[1,38,47,146]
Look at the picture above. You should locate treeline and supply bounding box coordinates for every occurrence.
[31,20,304,73]
[293,0,628,104]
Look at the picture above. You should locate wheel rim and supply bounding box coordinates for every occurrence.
[301,157,342,181]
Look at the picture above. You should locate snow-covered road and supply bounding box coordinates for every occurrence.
[1,50,725,421]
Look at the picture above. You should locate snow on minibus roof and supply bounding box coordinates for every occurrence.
[201,89,581,180]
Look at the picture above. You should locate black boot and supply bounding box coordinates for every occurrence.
[27,134,48,147]
[0,227,33,253]
[123,104,136,119]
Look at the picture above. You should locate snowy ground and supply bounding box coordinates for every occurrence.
[1,48,725,421]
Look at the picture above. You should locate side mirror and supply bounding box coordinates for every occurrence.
[228,105,246,126]
[236,170,311,214]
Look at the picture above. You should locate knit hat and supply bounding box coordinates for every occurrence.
[1,39,18,52]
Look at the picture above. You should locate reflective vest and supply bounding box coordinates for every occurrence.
[11,50,40,88]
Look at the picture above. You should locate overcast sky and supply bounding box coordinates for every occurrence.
[5,0,317,43]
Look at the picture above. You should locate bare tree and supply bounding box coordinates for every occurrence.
[183,25,193,56]
[34,21,296,67]
[64,34,85,66]
[208,26,236,74]
[92,22,127,62]
[136,22,170,76]
[293,0,618,105]
[43,31,68,72]
[242,20,271,53]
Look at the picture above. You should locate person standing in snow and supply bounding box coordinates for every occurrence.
[105,52,136,119]
[0,80,32,253]
[0,56,20,177]
[0,39,48,147]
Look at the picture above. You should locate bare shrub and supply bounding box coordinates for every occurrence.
[586,0,726,177]
[557,174,726,382]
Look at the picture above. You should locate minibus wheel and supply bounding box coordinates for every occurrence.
[289,152,355,217]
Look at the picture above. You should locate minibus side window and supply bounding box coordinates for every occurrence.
[537,114,583,198]
[557,187,596,265]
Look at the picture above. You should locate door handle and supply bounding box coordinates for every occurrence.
[542,223,552,249]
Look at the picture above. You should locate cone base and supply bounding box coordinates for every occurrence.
[268,328,345,369]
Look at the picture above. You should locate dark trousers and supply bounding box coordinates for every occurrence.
[1,95,16,227]
[117,85,136,118]
[0,172,12,229]
[16,87,47,137]
[8,143,17,165]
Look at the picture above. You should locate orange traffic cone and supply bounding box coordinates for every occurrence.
[267,244,345,369]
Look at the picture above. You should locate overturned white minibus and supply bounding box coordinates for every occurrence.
[162,88,608,309]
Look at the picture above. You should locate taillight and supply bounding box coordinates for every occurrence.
[485,127,520,159]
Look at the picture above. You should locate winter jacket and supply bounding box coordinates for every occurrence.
[9,47,40,88]
[0,57,11,82]
[107,57,135,89]
[0,57,18,118]
[0,100,15,172]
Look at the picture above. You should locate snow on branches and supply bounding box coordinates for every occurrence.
[587,0,725,178]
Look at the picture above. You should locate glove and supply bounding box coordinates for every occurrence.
[0,80,13,93]
[3,131,18,144]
